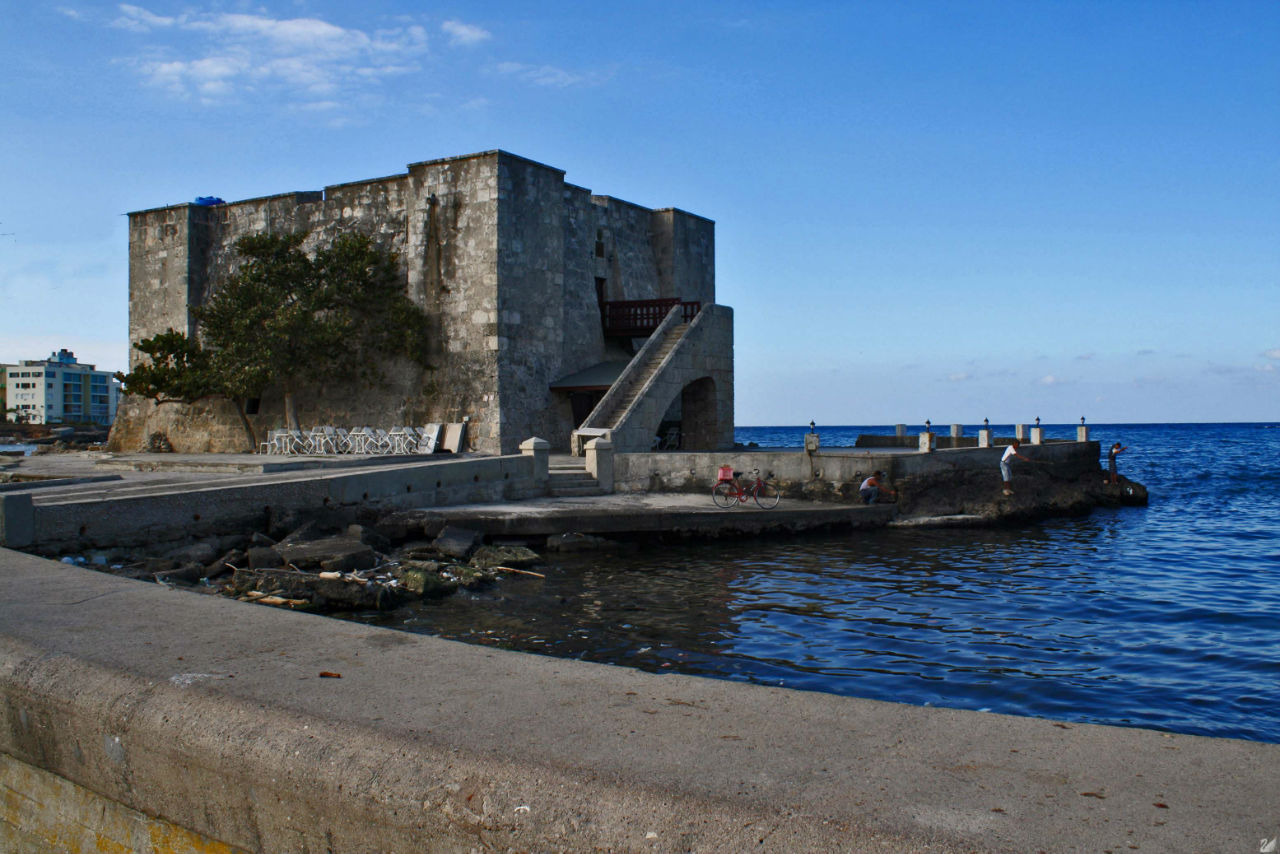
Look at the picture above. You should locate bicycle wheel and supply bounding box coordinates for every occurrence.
[753,480,781,509]
[712,481,738,509]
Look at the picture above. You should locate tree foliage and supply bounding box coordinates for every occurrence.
[116,328,264,448]
[118,231,430,447]
[116,329,217,403]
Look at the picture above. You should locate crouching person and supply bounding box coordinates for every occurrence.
[859,471,895,505]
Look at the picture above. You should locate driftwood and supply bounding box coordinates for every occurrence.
[491,565,546,578]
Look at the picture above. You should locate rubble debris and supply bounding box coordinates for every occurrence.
[470,545,543,569]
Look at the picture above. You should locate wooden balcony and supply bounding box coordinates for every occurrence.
[601,299,701,337]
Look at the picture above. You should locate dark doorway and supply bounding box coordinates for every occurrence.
[569,390,604,427]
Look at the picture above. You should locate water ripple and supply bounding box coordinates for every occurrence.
[353,423,1280,743]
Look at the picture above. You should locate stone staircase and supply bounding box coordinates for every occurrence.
[570,301,731,455]
[547,459,605,497]
[598,322,689,429]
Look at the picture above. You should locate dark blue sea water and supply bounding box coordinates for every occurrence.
[371,423,1280,743]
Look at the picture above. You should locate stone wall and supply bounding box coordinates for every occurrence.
[613,441,1102,500]
[113,151,722,456]
[495,157,569,453]
[650,208,715,307]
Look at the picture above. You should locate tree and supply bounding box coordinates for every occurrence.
[196,231,429,431]
[119,231,430,448]
[116,328,266,449]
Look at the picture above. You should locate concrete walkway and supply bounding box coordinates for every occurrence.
[1,450,470,501]
[2,548,1277,852]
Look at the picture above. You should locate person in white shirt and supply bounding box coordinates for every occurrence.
[1000,439,1032,496]
[858,471,895,505]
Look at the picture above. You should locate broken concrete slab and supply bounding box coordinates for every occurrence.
[275,537,377,573]
[164,540,218,566]
[432,525,481,560]
[374,509,437,543]
[246,546,284,570]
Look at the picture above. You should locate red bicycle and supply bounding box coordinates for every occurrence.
[712,467,781,509]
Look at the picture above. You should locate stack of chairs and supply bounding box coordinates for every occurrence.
[256,422,465,455]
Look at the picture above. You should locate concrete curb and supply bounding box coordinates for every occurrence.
[3,549,1277,852]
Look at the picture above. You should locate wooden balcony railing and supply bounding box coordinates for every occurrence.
[602,299,702,337]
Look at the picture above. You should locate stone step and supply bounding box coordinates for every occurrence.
[549,474,598,487]
[547,484,607,497]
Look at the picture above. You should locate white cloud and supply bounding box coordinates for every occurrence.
[1263,348,1280,360]
[117,6,430,107]
[1256,363,1276,373]
[1037,375,1063,386]
[112,4,177,32]
[442,20,491,47]
[57,7,85,21]
[188,14,367,55]
[495,61,605,88]
[947,372,970,382]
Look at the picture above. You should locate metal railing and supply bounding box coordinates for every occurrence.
[601,299,701,337]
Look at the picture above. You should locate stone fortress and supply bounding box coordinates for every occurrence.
[110,150,734,456]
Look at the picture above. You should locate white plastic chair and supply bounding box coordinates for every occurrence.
[389,426,418,455]
[348,428,373,454]
[285,430,308,454]
[316,427,341,454]
[258,428,284,455]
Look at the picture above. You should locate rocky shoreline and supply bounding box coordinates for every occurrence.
[40,457,1149,615]
[48,503,624,615]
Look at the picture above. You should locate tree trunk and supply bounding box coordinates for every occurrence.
[233,400,258,452]
[283,383,302,432]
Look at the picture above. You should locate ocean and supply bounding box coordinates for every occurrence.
[363,422,1280,743]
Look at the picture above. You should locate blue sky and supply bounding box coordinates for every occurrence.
[2,1,1277,425]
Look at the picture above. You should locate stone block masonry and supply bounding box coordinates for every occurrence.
[114,151,725,456]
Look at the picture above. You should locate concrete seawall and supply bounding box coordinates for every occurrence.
[1,453,542,553]
[1,441,1112,553]
[614,441,1099,495]
[3,548,1277,852]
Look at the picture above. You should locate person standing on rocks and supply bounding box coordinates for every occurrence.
[1000,439,1032,496]
[1108,441,1129,484]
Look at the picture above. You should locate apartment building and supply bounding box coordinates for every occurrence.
[3,349,121,425]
